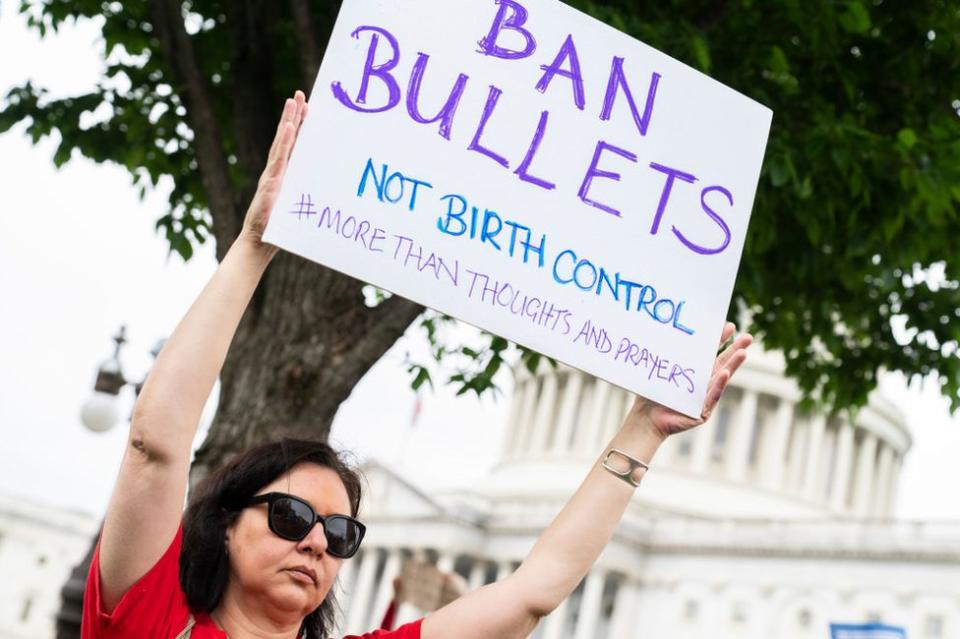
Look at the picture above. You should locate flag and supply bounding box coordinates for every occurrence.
[409,394,423,429]
[830,623,907,639]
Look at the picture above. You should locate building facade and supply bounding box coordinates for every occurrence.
[334,347,960,638]
[0,494,97,639]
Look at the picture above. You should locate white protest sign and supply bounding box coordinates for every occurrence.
[264,0,772,417]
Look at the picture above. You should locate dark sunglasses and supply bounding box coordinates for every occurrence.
[246,492,366,559]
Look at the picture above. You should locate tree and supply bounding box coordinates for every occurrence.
[1,0,958,634]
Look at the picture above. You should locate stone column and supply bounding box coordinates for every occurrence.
[871,444,895,517]
[759,399,793,489]
[551,372,583,455]
[690,416,714,473]
[513,377,541,458]
[828,421,855,511]
[495,559,514,582]
[338,551,358,596]
[367,548,403,630]
[346,547,381,633]
[333,552,359,634]
[656,434,676,467]
[784,418,807,492]
[725,389,758,482]
[885,454,903,516]
[502,378,529,459]
[584,380,613,450]
[436,552,456,575]
[468,559,487,591]
[529,373,560,455]
[607,579,638,637]
[570,380,596,454]
[852,432,878,516]
[801,414,827,500]
[541,598,570,639]
[573,571,606,639]
[818,426,837,500]
[597,388,624,446]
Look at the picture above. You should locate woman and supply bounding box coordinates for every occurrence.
[82,91,752,639]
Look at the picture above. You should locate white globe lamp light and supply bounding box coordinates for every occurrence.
[80,327,128,433]
[81,391,121,433]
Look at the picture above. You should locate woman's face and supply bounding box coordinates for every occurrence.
[224,462,353,619]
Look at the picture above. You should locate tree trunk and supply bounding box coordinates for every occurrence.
[54,3,427,635]
[55,530,98,639]
[192,251,425,481]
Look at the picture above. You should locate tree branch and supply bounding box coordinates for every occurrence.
[289,0,322,90]
[341,295,425,381]
[148,0,240,258]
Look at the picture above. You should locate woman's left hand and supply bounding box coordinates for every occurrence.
[632,321,753,439]
[239,90,308,251]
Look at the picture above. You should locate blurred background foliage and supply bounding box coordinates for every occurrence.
[2,0,959,415]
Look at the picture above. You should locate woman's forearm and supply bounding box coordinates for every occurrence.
[511,404,665,617]
[422,328,747,639]
[128,236,275,463]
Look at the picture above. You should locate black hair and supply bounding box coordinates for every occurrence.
[180,438,363,639]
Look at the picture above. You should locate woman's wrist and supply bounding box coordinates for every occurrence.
[232,231,279,268]
[605,407,665,472]
[624,399,669,446]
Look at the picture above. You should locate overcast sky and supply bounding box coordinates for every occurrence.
[1,5,958,522]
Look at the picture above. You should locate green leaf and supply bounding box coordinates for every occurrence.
[690,34,711,73]
[769,46,790,74]
[524,353,541,375]
[897,128,918,149]
[411,367,432,391]
[839,1,871,35]
[769,156,791,187]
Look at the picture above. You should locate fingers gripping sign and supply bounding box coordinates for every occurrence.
[631,321,753,438]
[242,90,310,248]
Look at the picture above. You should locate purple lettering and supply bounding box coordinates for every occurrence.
[406,53,470,140]
[600,57,661,137]
[355,220,371,247]
[672,185,733,256]
[369,227,387,253]
[578,140,638,217]
[649,162,697,235]
[681,368,695,393]
[514,110,556,190]
[468,86,511,168]
[477,0,537,60]
[535,34,585,110]
[331,26,402,113]
[647,355,667,381]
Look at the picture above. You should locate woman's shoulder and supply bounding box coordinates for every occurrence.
[81,524,194,639]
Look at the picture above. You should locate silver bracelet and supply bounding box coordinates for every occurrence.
[601,448,650,487]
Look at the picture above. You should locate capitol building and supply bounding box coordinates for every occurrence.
[335,347,960,638]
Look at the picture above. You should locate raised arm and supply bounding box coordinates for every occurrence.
[96,92,307,611]
[421,323,752,639]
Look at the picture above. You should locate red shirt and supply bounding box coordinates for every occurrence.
[82,526,422,639]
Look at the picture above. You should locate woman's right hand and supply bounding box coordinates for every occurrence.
[238,90,309,254]
[630,321,752,439]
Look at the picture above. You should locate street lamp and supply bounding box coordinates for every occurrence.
[58,328,164,639]
[79,326,163,432]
